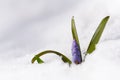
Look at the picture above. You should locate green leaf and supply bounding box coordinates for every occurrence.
[71,16,80,47]
[31,50,72,65]
[31,55,44,64]
[87,16,110,54]
[36,57,44,64]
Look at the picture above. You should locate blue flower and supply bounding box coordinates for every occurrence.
[72,40,82,64]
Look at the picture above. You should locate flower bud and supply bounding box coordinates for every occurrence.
[72,40,82,64]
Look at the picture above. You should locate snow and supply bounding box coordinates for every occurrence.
[0,0,120,80]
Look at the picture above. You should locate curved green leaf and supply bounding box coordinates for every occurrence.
[31,50,72,65]
[87,16,110,54]
[71,16,80,47]
[32,55,44,64]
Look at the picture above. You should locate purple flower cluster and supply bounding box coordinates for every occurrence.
[72,40,82,64]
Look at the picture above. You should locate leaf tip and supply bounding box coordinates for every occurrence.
[106,16,110,18]
[72,16,74,19]
[105,16,110,20]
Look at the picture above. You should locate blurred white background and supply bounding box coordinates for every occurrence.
[0,0,81,60]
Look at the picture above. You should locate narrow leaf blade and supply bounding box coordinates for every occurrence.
[31,55,44,64]
[31,50,72,65]
[87,16,110,54]
[36,58,44,64]
[71,16,80,46]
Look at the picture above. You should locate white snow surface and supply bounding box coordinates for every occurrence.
[0,0,120,80]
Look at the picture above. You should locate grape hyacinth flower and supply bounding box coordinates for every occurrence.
[72,39,82,64]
